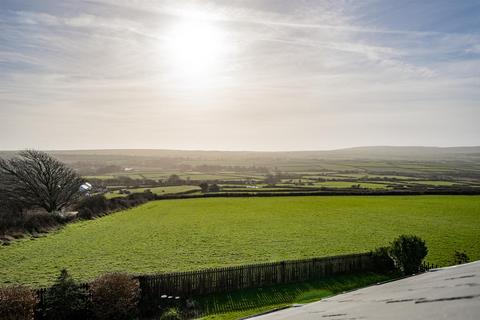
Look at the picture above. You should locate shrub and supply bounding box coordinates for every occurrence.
[389,235,428,275]
[43,269,87,320]
[208,184,220,192]
[0,209,69,238]
[23,212,70,232]
[128,191,156,202]
[453,250,470,265]
[159,308,182,320]
[76,195,110,219]
[371,246,395,273]
[0,286,37,320]
[90,273,140,320]
[76,192,156,220]
[199,182,209,193]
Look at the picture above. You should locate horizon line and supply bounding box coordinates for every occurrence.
[1,145,480,153]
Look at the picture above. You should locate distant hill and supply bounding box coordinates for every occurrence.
[1,146,480,162]
[300,146,480,160]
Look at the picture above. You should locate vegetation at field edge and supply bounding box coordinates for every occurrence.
[0,195,478,287]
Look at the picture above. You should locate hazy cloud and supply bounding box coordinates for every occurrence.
[0,0,479,150]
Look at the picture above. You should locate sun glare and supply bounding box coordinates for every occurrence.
[165,19,227,80]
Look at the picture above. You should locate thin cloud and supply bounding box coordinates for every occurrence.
[0,0,478,150]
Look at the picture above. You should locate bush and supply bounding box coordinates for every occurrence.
[389,235,428,275]
[23,212,70,232]
[159,308,182,320]
[76,192,156,220]
[371,246,395,273]
[208,184,220,193]
[0,210,69,237]
[90,273,140,320]
[453,250,470,265]
[43,269,87,320]
[199,182,209,193]
[76,195,110,219]
[0,286,37,320]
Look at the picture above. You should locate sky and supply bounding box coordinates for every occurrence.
[0,0,479,151]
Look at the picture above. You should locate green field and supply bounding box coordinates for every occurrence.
[312,181,389,189]
[411,180,458,186]
[75,150,480,197]
[104,185,201,199]
[1,195,479,287]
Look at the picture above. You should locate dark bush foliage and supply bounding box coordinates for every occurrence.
[453,250,470,265]
[0,286,37,320]
[75,195,110,219]
[0,210,70,236]
[199,182,209,193]
[2,190,157,237]
[371,246,395,273]
[90,273,140,320]
[43,269,87,320]
[76,192,156,220]
[389,235,428,275]
[159,308,182,320]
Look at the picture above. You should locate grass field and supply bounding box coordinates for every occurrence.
[410,180,458,186]
[104,185,201,199]
[197,273,391,319]
[0,195,479,287]
[312,181,389,189]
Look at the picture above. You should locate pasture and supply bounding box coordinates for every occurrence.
[0,195,479,287]
[104,185,201,199]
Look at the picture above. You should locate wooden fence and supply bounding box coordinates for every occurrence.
[35,253,379,318]
[137,253,375,309]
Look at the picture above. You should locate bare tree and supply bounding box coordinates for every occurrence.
[0,150,84,213]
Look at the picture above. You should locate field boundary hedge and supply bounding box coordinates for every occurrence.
[156,187,480,201]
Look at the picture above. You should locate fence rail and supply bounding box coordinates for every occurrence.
[35,252,379,318]
[137,253,374,298]
[419,261,439,272]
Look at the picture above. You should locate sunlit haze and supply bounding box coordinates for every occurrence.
[0,0,479,151]
[165,19,228,79]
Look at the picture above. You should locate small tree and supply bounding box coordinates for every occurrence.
[389,235,428,275]
[0,286,37,320]
[43,269,87,320]
[0,150,84,213]
[199,182,209,193]
[90,273,140,320]
[165,174,183,186]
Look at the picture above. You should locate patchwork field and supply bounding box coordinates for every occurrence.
[1,195,479,287]
[104,185,201,199]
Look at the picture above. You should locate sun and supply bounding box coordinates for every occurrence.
[165,19,226,80]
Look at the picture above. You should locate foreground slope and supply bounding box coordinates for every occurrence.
[0,196,479,286]
[251,261,480,320]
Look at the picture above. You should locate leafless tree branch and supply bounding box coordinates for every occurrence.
[0,150,84,212]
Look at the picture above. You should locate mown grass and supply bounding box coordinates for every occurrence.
[197,272,392,320]
[0,196,479,287]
